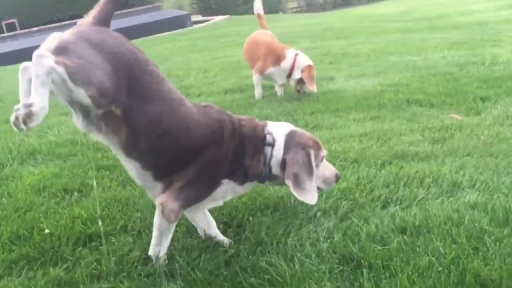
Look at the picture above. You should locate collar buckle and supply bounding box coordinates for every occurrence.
[257,133,276,184]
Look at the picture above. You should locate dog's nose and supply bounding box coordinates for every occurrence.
[335,173,341,183]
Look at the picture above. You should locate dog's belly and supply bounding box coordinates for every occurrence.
[190,180,256,211]
[69,111,164,200]
[85,127,165,199]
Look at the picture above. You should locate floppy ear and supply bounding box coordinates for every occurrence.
[283,147,318,205]
[301,65,317,93]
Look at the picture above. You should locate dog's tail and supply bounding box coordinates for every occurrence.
[77,0,126,28]
[254,0,269,30]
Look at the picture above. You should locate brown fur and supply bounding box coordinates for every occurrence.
[255,11,268,30]
[46,23,268,211]
[281,130,323,174]
[77,0,125,28]
[243,30,289,74]
[157,192,183,224]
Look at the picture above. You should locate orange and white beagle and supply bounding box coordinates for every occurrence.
[242,0,318,99]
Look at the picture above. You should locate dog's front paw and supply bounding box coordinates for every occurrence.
[10,102,48,132]
[275,84,284,96]
[219,237,232,247]
[149,253,168,265]
[148,244,169,266]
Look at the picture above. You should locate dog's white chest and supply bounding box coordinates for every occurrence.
[193,180,256,210]
[263,67,288,84]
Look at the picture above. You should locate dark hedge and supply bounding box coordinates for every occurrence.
[0,0,155,34]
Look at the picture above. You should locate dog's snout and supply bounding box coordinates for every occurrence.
[334,172,341,183]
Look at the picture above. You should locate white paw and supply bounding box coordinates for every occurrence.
[197,228,232,247]
[148,247,168,265]
[275,85,284,96]
[149,254,168,265]
[217,236,232,247]
[148,244,166,264]
[255,90,262,100]
[10,102,48,132]
[196,227,206,238]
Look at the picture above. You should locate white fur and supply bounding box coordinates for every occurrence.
[254,0,264,15]
[184,180,256,246]
[10,51,52,131]
[253,73,263,100]
[148,205,176,262]
[265,121,295,177]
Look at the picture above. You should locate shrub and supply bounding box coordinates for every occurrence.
[191,0,282,16]
[162,0,192,11]
[0,0,155,34]
[299,0,381,12]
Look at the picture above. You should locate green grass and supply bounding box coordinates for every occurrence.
[2,0,512,286]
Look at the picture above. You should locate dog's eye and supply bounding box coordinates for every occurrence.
[320,156,325,163]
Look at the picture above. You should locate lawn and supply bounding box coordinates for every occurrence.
[2,0,512,286]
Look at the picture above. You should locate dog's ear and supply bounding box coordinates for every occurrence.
[301,65,317,93]
[283,146,318,205]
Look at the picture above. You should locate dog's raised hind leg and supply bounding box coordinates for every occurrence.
[11,50,55,132]
[10,62,33,131]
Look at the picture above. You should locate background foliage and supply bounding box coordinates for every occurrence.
[189,0,281,16]
[0,0,154,34]
[0,0,382,35]
[188,0,381,15]
[297,0,381,12]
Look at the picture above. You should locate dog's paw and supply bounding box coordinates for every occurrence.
[149,253,168,265]
[275,84,284,96]
[219,237,232,247]
[214,235,232,247]
[254,90,263,100]
[10,102,48,132]
[148,245,169,266]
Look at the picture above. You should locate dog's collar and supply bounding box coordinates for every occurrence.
[257,133,276,184]
[286,52,299,79]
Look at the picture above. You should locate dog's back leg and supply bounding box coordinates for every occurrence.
[149,192,183,264]
[253,71,263,100]
[10,62,34,131]
[11,49,56,131]
[184,208,231,246]
[18,62,33,105]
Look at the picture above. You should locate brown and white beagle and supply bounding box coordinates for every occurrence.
[9,0,340,264]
